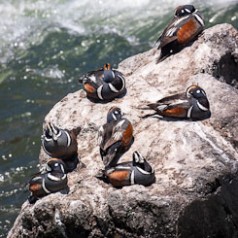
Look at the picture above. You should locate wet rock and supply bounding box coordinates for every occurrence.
[8,23,238,238]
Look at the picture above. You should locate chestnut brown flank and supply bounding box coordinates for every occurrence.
[177,19,198,44]
[29,183,42,192]
[164,107,186,117]
[108,170,130,186]
[84,83,96,93]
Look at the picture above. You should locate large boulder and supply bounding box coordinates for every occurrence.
[8,23,238,238]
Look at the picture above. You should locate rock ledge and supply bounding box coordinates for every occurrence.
[8,23,238,238]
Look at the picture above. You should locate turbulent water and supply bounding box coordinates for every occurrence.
[0,0,237,236]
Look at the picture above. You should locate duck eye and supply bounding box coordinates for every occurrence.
[196,89,201,94]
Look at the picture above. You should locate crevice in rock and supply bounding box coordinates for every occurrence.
[211,52,238,88]
[204,178,221,196]
[177,175,238,238]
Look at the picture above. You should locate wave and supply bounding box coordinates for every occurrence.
[0,0,237,65]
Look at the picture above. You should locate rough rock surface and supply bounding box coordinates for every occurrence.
[8,23,238,238]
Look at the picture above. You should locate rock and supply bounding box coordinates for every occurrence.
[8,23,238,238]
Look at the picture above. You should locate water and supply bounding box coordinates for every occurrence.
[0,0,237,236]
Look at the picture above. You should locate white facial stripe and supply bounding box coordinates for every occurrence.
[201,90,206,96]
[60,164,65,173]
[197,101,209,111]
[194,13,204,26]
[187,106,193,118]
[108,83,119,93]
[130,170,135,185]
[185,8,191,13]
[64,131,71,147]
[187,91,192,98]
[135,151,144,163]
[89,75,97,83]
[46,164,52,172]
[134,152,140,163]
[42,179,51,194]
[112,113,117,121]
[97,85,104,100]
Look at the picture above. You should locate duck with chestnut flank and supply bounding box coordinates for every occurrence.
[97,151,155,188]
[98,107,134,169]
[142,85,211,120]
[28,158,68,204]
[80,63,126,102]
[156,5,204,62]
[41,123,80,172]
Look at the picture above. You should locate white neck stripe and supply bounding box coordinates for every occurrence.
[130,170,135,185]
[187,106,193,118]
[48,174,61,182]
[42,179,51,194]
[136,166,153,175]
[194,13,204,26]
[65,131,71,147]
[44,137,52,142]
[197,101,209,111]
[117,75,125,90]
[109,83,119,93]
[97,85,104,100]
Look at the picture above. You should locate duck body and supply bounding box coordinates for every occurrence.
[97,151,155,188]
[98,107,134,168]
[156,5,204,62]
[144,85,211,120]
[28,158,68,204]
[81,64,126,102]
[41,123,80,172]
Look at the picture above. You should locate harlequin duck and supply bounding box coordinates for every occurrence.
[28,158,68,204]
[80,63,126,102]
[96,151,155,188]
[98,107,134,168]
[156,5,204,62]
[143,85,211,120]
[41,123,80,172]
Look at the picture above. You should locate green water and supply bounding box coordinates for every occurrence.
[0,0,237,236]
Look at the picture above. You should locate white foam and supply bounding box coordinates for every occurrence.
[0,0,235,64]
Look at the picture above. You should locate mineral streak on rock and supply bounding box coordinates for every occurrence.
[8,24,238,238]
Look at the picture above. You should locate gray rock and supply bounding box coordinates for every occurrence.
[8,23,238,238]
